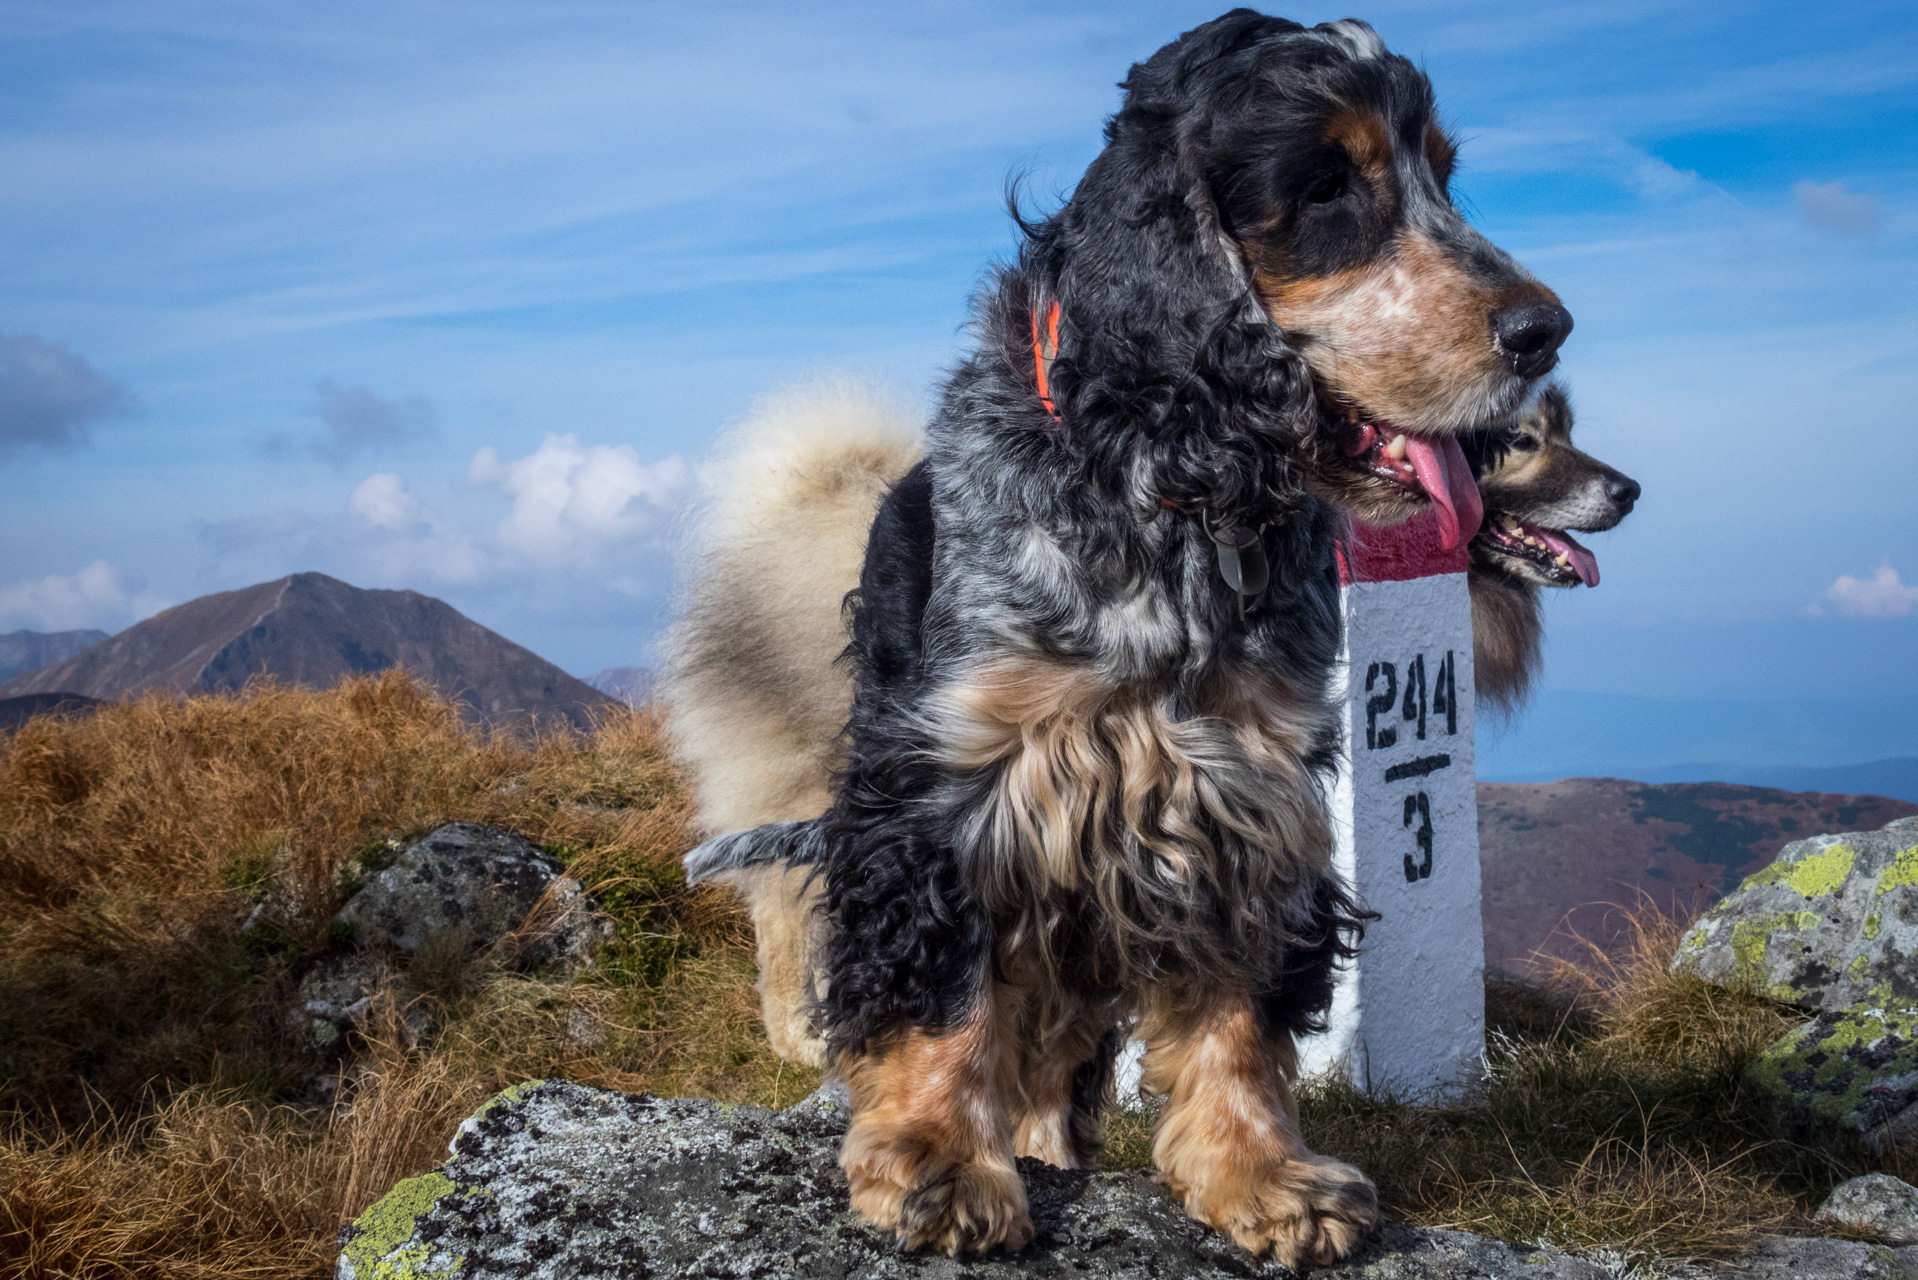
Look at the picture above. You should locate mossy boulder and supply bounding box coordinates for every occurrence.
[338,1079,1634,1279]
[1748,1001,1918,1142]
[1675,816,1918,1008]
[340,1079,1918,1278]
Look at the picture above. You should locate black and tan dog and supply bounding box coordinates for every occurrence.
[664,379,1640,1067]
[1464,382,1639,711]
[667,12,1573,1265]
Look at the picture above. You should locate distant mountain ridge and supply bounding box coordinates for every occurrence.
[0,628,110,684]
[0,573,616,730]
[1491,758,1918,805]
[1476,778,1918,973]
[1478,689,1918,791]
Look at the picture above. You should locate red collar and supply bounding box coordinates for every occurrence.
[1030,301,1062,422]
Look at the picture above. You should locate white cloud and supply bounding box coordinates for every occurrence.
[1794,180,1882,235]
[344,471,480,582]
[471,434,694,566]
[1828,564,1918,618]
[0,559,167,632]
[349,471,420,531]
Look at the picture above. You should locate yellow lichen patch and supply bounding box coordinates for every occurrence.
[340,1170,460,1278]
[1783,843,1855,899]
[1738,861,1791,891]
[461,1078,547,1131]
[1866,913,1884,941]
[1876,845,1918,900]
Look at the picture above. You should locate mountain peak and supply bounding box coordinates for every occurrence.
[0,575,614,729]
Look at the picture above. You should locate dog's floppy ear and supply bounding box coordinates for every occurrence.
[1032,12,1316,526]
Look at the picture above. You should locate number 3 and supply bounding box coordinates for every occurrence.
[1403,791,1433,882]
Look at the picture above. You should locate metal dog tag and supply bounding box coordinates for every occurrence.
[1202,512,1269,616]
[1225,535,1268,597]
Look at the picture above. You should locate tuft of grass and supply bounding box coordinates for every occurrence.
[1287,908,1915,1263]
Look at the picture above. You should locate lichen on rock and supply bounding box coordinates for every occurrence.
[1747,996,1918,1140]
[337,1170,464,1280]
[1675,816,1918,1009]
[336,1078,1629,1279]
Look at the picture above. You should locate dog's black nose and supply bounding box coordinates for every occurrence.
[1608,474,1640,512]
[1492,301,1574,377]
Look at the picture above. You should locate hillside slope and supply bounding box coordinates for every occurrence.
[0,628,110,684]
[1477,778,1918,971]
[0,573,615,729]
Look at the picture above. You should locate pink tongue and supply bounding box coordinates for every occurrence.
[1402,433,1485,550]
[1529,524,1601,587]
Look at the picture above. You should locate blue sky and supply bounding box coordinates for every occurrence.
[2,1,1915,769]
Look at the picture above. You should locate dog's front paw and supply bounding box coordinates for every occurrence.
[1175,1153,1377,1269]
[844,1131,1032,1255]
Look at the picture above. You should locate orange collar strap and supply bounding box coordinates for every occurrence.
[1030,301,1062,423]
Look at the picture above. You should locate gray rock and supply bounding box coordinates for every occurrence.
[293,824,608,1052]
[335,823,606,966]
[1673,816,1918,1009]
[1817,1173,1918,1243]
[292,952,391,1052]
[338,1077,1622,1280]
[1732,1234,1918,1278]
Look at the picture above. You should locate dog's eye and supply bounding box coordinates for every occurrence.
[1510,435,1540,452]
[1302,170,1348,206]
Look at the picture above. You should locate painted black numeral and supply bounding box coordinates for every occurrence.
[1365,662,1398,750]
[1401,653,1427,741]
[1403,791,1433,882]
[1432,650,1458,736]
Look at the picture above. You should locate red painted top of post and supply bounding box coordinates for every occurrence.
[1336,510,1471,585]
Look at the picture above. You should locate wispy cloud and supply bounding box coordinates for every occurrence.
[1793,180,1883,235]
[0,560,167,631]
[0,334,133,460]
[311,381,437,464]
[1829,564,1918,618]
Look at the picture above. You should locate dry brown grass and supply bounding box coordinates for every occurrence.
[0,675,815,1280]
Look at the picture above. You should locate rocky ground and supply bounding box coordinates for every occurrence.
[334,814,1918,1279]
[339,1079,1918,1280]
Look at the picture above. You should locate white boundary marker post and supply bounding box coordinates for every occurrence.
[1115,510,1486,1105]
[1296,510,1485,1100]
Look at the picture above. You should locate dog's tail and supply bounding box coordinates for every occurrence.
[658,377,923,838]
[683,818,827,886]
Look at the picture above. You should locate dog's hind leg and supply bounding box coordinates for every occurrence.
[1140,987,1377,1268]
[1012,1018,1121,1169]
[718,862,828,1067]
[838,979,1031,1255]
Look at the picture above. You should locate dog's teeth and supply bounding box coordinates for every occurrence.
[1385,434,1407,460]
[1554,552,1571,566]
